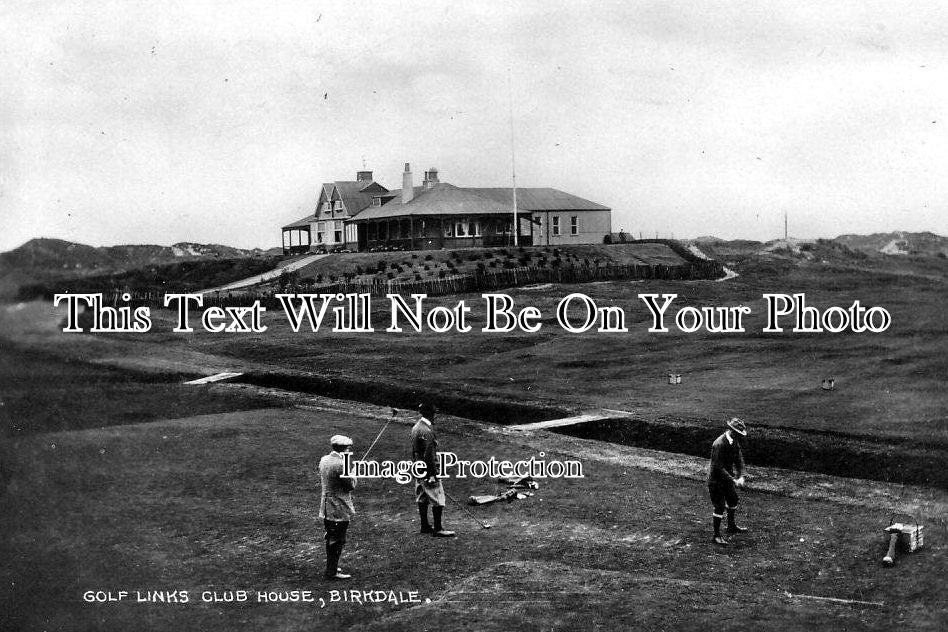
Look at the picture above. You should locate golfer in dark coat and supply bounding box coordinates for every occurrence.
[707,417,748,545]
[319,434,357,579]
[410,403,455,537]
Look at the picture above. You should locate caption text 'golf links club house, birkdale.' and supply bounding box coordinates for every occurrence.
[281,164,612,254]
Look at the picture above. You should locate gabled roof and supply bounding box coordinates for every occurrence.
[282,213,316,229]
[359,181,387,194]
[354,184,498,221]
[317,183,334,203]
[352,182,609,221]
[470,187,610,211]
[376,185,425,200]
[331,180,388,218]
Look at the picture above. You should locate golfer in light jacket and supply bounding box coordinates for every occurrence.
[319,434,357,579]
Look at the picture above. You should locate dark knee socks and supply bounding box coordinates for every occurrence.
[325,543,342,576]
[418,504,432,530]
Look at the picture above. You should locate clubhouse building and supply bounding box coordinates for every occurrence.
[281,163,612,254]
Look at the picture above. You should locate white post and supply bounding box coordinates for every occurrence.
[508,69,518,247]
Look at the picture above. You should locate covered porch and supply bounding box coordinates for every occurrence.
[354,213,535,251]
[281,216,314,255]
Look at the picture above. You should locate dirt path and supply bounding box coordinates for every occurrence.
[199,252,329,293]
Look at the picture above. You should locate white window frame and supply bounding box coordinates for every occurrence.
[552,216,561,236]
[570,216,579,235]
[334,220,344,243]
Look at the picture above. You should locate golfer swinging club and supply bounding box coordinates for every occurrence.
[411,402,455,537]
[707,417,748,546]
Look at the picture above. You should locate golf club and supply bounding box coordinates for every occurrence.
[361,408,397,461]
[445,490,493,529]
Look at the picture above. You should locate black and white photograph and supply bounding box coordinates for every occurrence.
[1,1,946,630]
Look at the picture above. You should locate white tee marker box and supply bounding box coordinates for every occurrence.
[184,372,244,385]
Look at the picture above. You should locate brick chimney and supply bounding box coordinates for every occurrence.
[401,163,413,204]
[356,170,373,182]
[423,167,439,190]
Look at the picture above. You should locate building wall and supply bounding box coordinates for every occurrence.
[314,220,328,245]
[312,188,350,246]
[533,211,612,246]
[313,219,348,246]
[533,210,612,246]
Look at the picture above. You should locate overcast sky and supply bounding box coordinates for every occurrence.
[2,1,947,251]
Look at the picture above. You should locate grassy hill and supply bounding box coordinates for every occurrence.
[0,237,267,271]
[15,256,285,299]
[273,243,688,288]
[690,233,948,263]
[6,233,945,300]
[835,231,948,257]
[1,239,284,299]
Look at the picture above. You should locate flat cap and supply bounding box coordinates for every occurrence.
[330,434,353,447]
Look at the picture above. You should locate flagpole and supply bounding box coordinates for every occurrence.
[508,68,518,247]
